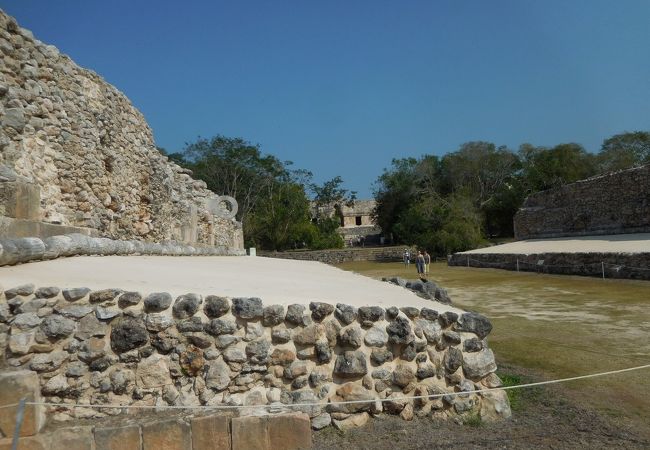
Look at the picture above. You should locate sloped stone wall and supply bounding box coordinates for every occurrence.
[0,10,243,250]
[0,282,510,430]
[514,165,650,240]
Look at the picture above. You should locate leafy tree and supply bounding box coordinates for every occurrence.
[597,131,650,172]
[519,143,597,192]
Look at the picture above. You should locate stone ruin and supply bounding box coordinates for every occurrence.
[0,9,243,252]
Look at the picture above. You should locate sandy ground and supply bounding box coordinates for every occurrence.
[0,255,460,312]
[459,233,650,254]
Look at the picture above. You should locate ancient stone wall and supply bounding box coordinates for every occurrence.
[0,283,510,432]
[514,165,650,240]
[0,10,243,250]
[259,246,414,265]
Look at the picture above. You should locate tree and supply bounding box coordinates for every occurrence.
[519,143,597,192]
[597,131,650,172]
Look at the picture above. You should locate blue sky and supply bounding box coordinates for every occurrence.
[3,1,649,197]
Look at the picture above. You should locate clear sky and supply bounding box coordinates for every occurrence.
[2,1,649,197]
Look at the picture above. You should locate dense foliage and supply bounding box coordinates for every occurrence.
[374,131,650,255]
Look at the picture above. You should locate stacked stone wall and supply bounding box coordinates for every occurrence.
[514,165,650,240]
[259,246,414,265]
[0,10,243,250]
[0,282,510,432]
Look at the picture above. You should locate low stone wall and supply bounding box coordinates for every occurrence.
[448,252,650,280]
[0,232,245,266]
[0,283,510,433]
[259,246,414,265]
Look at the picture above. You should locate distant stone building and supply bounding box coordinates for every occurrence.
[311,200,382,246]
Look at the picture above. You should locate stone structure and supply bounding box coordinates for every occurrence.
[514,165,650,240]
[312,200,382,246]
[0,10,243,251]
[259,245,413,265]
[0,283,511,432]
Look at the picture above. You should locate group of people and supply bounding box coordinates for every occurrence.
[403,249,431,278]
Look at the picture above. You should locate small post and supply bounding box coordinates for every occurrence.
[602,261,605,280]
[11,398,27,450]
[516,258,519,272]
[467,256,469,268]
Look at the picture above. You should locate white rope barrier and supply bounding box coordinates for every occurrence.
[3,363,647,412]
[464,257,650,276]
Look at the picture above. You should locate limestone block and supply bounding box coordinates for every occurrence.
[94,425,141,450]
[268,413,311,450]
[0,181,40,220]
[190,415,231,450]
[142,419,191,450]
[43,427,95,450]
[0,435,46,450]
[231,416,268,450]
[0,371,45,437]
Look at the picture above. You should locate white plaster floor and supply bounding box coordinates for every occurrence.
[459,233,650,254]
[0,255,461,313]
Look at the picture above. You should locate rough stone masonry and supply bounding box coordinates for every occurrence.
[0,9,243,250]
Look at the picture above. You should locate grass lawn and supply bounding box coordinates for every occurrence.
[336,261,650,436]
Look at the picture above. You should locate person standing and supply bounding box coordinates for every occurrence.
[416,251,425,277]
[423,250,431,275]
[403,249,411,267]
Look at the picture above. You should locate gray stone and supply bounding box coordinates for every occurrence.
[244,322,264,341]
[245,339,270,364]
[145,313,173,332]
[364,325,388,347]
[215,334,240,348]
[110,317,148,353]
[78,337,107,362]
[95,306,121,320]
[4,283,35,298]
[2,107,25,131]
[386,306,399,320]
[414,318,441,344]
[358,306,385,327]
[75,314,107,340]
[339,324,364,348]
[311,413,331,430]
[172,293,202,319]
[66,361,88,377]
[143,292,172,312]
[262,304,285,326]
[443,330,461,345]
[387,316,414,344]
[371,368,391,380]
[118,291,142,308]
[462,348,497,379]
[203,295,230,318]
[334,351,367,377]
[420,307,438,321]
[416,363,436,379]
[285,304,306,325]
[30,350,68,372]
[286,390,322,417]
[205,318,237,336]
[400,307,419,319]
[89,288,122,303]
[0,303,10,322]
[185,332,213,348]
[62,287,90,302]
[40,314,75,338]
[13,312,42,329]
[392,364,416,387]
[455,312,493,339]
[335,303,357,325]
[16,298,46,313]
[205,359,231,391]
[176,316,204,332]
[34,286,60,299]
[293,323,324,345]
[370,348,393,365]
[463,337,484,352]
[56,304,93,319]
[231,297,263,319]
[223,346,247,363]
[150,331,177,354]
[444,347,463,373]
[402,342,417,361]
[439,311,458,328]
[310,302,335,321]
[315,341,332,363]
[272,327,291,343]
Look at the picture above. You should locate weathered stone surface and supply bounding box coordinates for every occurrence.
[145,313,173,332]
[315,341,332,363]
[205,359,231,391]
[329,382,375,413]
[335,303,357,325]
[136,354,172,388]
[203,296,230,318]
[463,337,484,352]
[94,425,141,450]
[232,297,263,319]
[272,327,291,343]
[392,364,416,387]
[339,324,364,348]
[179,345,205,376]
[142,419,191,450]
[89,289,122,304]
[29,351,67,372]
[455,312,493,339]
[78,337,106,362]
[34,286,60,299]
[387,316,414,344]
[190,415,230,450]
[56,305,93,319]
[414,318,441,343]
[172,293,201,319]
[370,348,393,365]
[4,284,35,298]
[400,307,419,319]
[110,317,148,353]
[358,306,384,326]
[310,302,335,321]
[176,316,204,332]
[13,313,42,330]
[117,292,141,308]
[420,307,439,321]
[334,351,367,377]
[270,348,296,366]
[95,306,121,320]
[185,332,213,349]
[285,304,306,325]
[223,346,247,363]
[231,415,268,450]
[268,413,312,450]
[40,315,75,339]
[444,347,463,373]
[246,339,270,364]
[480,389,512,421]
[62,288,90,302]
[311,412,332,430]
[439,311,459,328]
[293,323,324,345]
[143,292,172,312]
[205,318,237,336]
[262,304,285,326]
[364,325,388,347]
[462,348,497,379]
[332,412,369,431]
